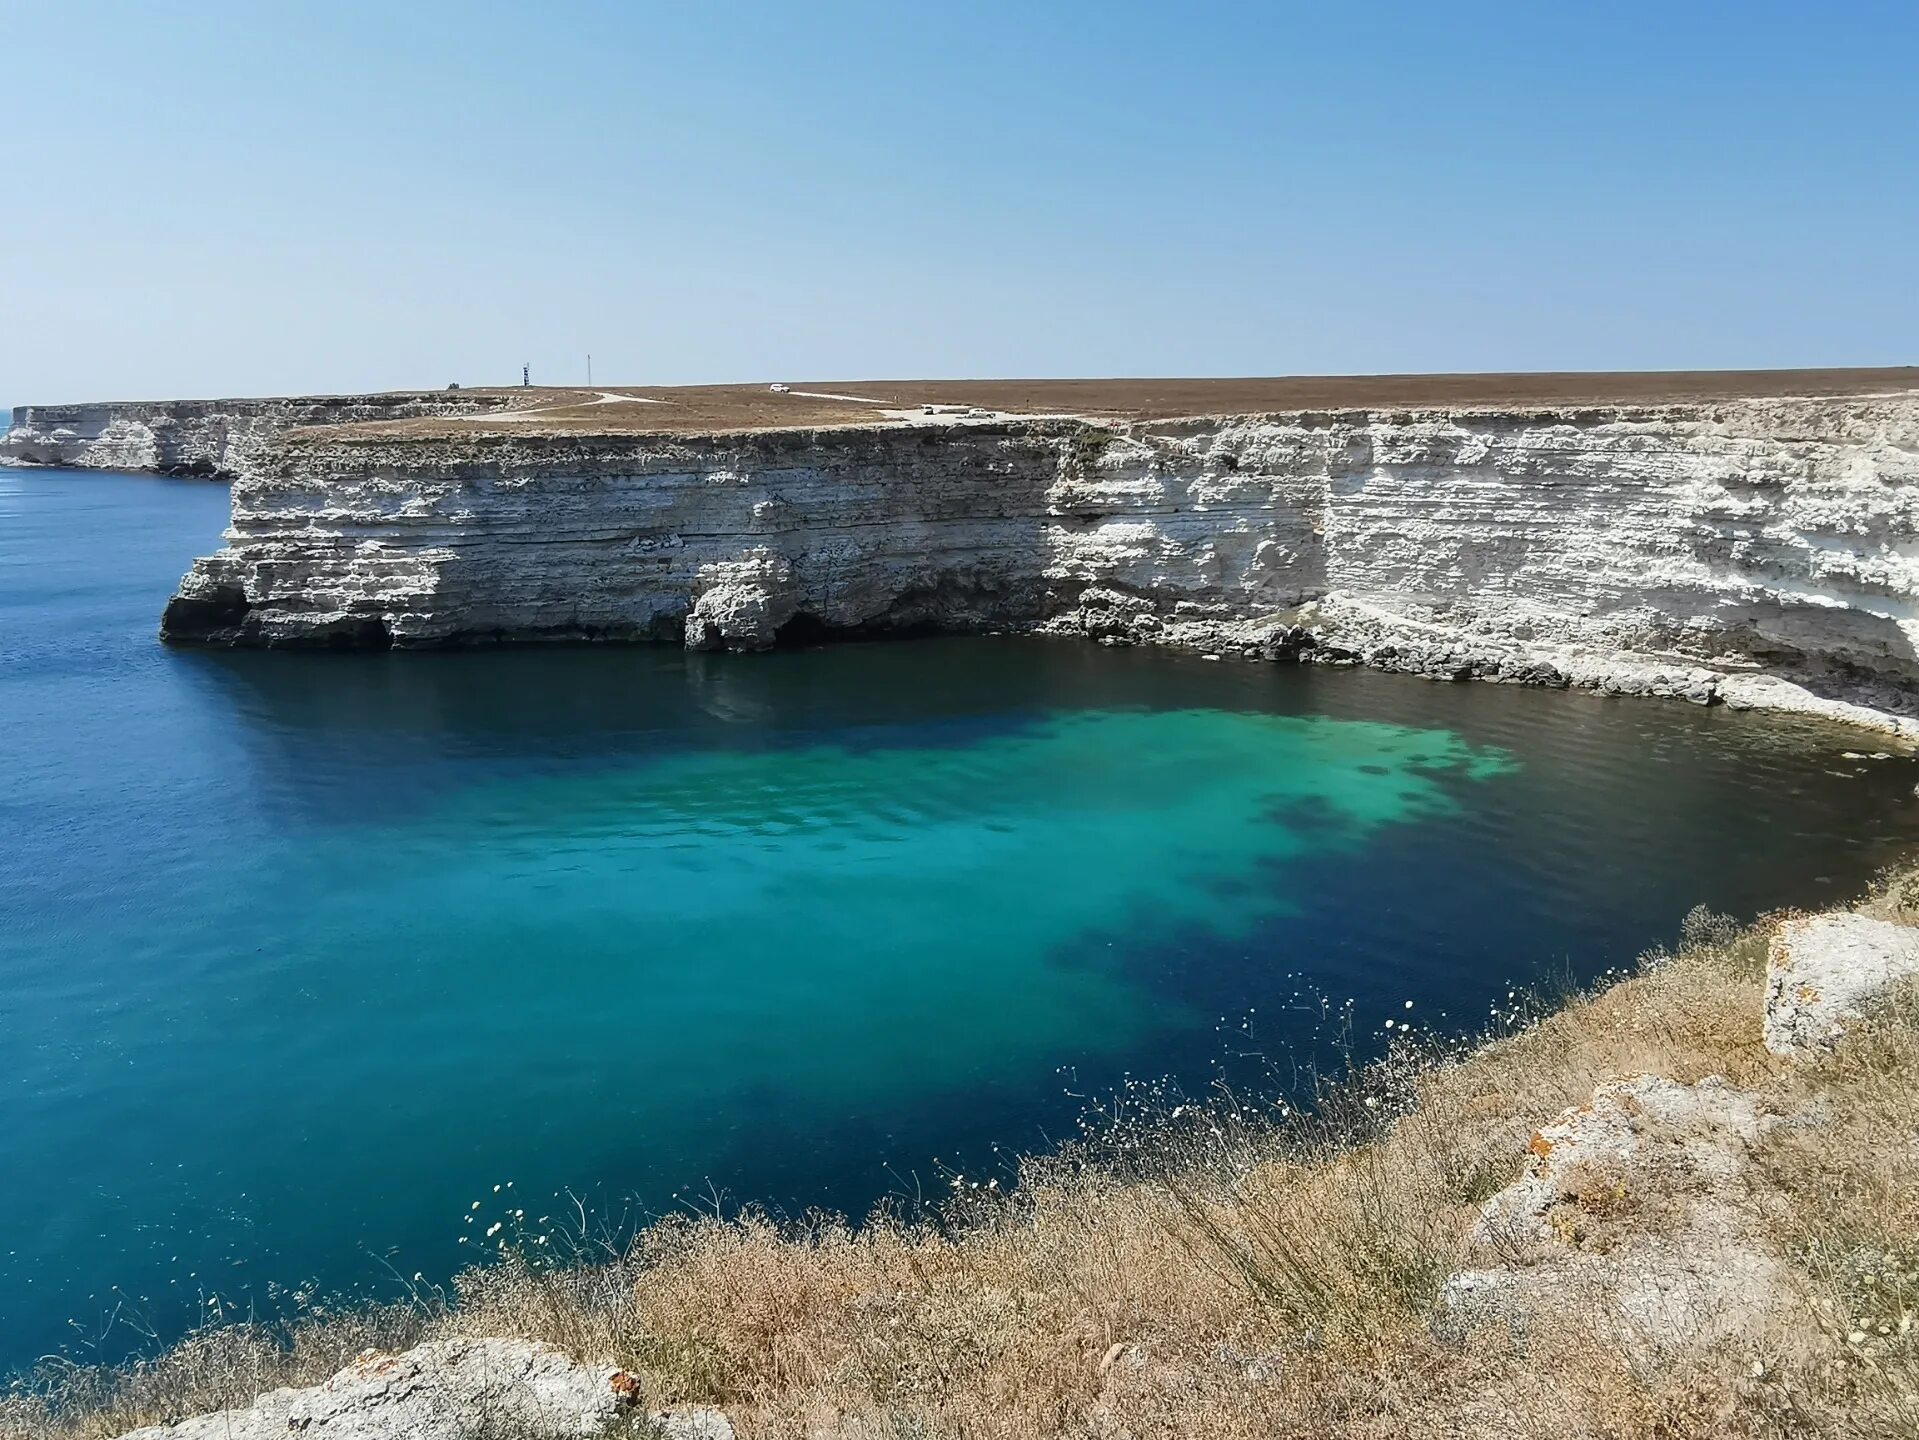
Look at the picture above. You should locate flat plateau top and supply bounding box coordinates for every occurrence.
[308,366,1917,440]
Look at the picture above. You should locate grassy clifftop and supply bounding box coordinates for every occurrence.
[9,876,1919,1439]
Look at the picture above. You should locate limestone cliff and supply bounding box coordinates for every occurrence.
[0,393,518,478]
[157,390,1919,730]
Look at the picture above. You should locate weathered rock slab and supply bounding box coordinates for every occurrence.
[1443,1075,1789,1355]
[1474,1074,1771,1244]
[1763,911,1919,1055]
[115,1338,733,1440]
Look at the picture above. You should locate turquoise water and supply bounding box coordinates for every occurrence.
[5,466,1919,1371]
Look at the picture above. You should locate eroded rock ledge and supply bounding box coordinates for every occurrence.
[152,390,1919,733]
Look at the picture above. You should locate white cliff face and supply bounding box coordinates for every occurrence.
[1294,399,1919,689]
[0,394,518,478]
[161,393,1919,729]
[164,424,1077,647]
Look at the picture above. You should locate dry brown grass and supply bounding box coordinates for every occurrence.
[9,880,1919,1440]
[313,367,1919,440]
[0,1306,430,1440]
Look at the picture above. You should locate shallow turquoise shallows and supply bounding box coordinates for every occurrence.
[4,465,1919,1372]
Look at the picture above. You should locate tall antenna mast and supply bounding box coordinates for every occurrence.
[587,353,593,386]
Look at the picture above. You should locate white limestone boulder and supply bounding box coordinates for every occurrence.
[1763,912,1919,1056]
[685,550,805,650]
[115,1338,733,1440]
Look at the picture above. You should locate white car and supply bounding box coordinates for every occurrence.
[769,383,791,393]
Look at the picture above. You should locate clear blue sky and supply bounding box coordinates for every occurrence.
[3,1,1915,401]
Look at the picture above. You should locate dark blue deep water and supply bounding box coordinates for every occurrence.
[4,465,1918,1371]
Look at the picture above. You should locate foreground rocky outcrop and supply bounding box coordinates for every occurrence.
[115,1339,731,1440]
[1442,1074,1790,1357]
[1441,903,1919,1364]
[0,395,517,479]
[156,388,1919,731]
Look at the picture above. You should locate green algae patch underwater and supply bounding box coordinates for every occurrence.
[370,705,1518,1123]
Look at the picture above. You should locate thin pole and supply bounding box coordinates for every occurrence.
[587,354,593,386]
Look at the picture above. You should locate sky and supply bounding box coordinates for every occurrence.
[2,0,1915,402]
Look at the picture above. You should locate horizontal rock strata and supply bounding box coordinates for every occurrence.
[0,393,517,479]
[154,391,1919,730]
